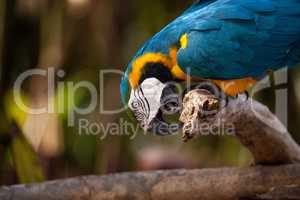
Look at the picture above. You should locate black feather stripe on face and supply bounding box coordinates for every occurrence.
[139,62,174,85]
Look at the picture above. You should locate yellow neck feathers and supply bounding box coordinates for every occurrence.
[212,78,257,96]
[129,47,188,88]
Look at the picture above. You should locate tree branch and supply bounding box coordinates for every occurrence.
[180,89,300,164]
[1,165,300,200]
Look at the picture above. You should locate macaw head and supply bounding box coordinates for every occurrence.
[120,51,182,135]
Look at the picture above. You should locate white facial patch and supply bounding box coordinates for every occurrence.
[140,78,165,121]
[128,78,165,128]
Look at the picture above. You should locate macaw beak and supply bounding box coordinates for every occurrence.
[129,78,182,136]
[145,85,182,136]
[146,109,182,136]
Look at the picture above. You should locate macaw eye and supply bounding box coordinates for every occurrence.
[131,100,148,125]
[131,100,141,109]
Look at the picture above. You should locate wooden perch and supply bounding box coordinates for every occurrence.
[180,89,300,165]
[1,165,300,200]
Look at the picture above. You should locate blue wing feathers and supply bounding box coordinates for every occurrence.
[122,0,300,104]
[241,0,277,13]
[212,5,255,20]
[191,19,222,31]
[175,0,300,79]
[130,0,300,80]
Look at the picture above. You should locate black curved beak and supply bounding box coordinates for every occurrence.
[145,85,183,135]
[135,79,183,136]
[146,109,182,136]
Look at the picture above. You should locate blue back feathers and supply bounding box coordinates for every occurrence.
[121,0,300,103]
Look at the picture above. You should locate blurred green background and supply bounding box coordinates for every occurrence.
[0,0,300,186]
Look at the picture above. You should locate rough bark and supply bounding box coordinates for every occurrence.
[1,165,300,200]
[180,89,300,165]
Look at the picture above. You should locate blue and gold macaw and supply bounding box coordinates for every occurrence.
[120,0,300,135]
